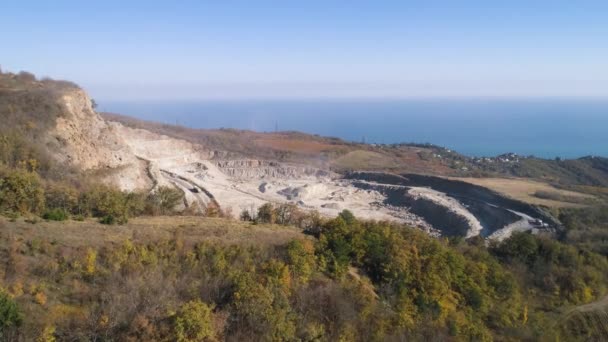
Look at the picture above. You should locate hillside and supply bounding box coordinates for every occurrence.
[102,113,608,189]
[101,112,459,175]
[2,69,608,341]
[2,210,608,341]
[0,71,152,190]
[3,69,607,239]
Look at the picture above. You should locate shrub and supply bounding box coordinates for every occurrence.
[85,186,130,224]
[257,203,275,224]
[99,215,117,225]
[34,292,47,306]
[0,169,45,215]
[16,71,36,83]
[205,203,220,217]
[0,290,23,337]
[37,325,56,342]
[286,239,316,283]
[146,186,183,215]
[239,209,252,221]
[44,183,78,214]
[42,208,68,221]
[84,248,97,276]
[173,300,215,342]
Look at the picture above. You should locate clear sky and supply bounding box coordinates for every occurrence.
[2,0,608,100]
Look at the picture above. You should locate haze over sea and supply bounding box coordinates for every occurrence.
[103,99,608,159]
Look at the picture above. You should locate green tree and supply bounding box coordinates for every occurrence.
[146,186,183,215]
[239,209,252,221]
[86,185,130,224]
[229,273,296,341]
[174,300,215,342]
[338,209,356,226]
[257,203,275,224]
[0,169,45,214]
[286,239,316,283]
[0,290,22,339]
[44,183,78,213]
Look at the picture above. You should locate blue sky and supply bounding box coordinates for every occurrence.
[2,1,608,100]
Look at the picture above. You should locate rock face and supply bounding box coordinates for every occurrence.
[213,160,332,180]
[50,89,152,190]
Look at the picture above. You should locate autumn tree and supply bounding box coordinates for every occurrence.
[173,300,215,342]
[0,169,45,214]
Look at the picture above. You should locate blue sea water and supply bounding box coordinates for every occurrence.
[101,99,608,159]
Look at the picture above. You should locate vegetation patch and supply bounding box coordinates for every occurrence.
[452,177,597,207]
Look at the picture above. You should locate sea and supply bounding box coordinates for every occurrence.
[101,98,608,159]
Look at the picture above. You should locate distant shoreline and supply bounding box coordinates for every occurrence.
[101,98,608,159]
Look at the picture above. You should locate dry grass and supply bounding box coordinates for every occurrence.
[0,216,306,249]
[451,177,596,208]
[254,138,338,154]
[332,150,397,170]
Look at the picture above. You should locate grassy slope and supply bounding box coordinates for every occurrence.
[0,216,309,341]
[0,71,83,181]
[451,177,598,208]
[558,295,608,341]
[0,216,306,249]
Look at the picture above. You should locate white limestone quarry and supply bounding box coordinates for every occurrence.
[48,87,539,239]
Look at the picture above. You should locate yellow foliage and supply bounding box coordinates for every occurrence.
[85,248,97,276]
[263,259,292,293]
[174,300,216,342]
[338,324,356,342]
[10,281,24,297]
[286,239,316,283]
[36,325,56,342]
[581,286,594,303]
[34,291,47,306]
[109,239,135,270]
[185,251,198,269]
[98,314,110,328]
[28,283,39,295]
[49,304,88,324]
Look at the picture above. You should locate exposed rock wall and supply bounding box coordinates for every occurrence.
[213,159,333,180]
[50,89,152,190]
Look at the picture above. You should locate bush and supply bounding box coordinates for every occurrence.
[240,209,252,221]
[286,239,316,283]
[146,186,183,215]
[257,203,275,224]
[173,300,215,342]
[85,186,130,224]
[99,215,118,225]
[42,208,68,221]
[0,169,45,215]
[44,183,79,214]
[0,290,22,338]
